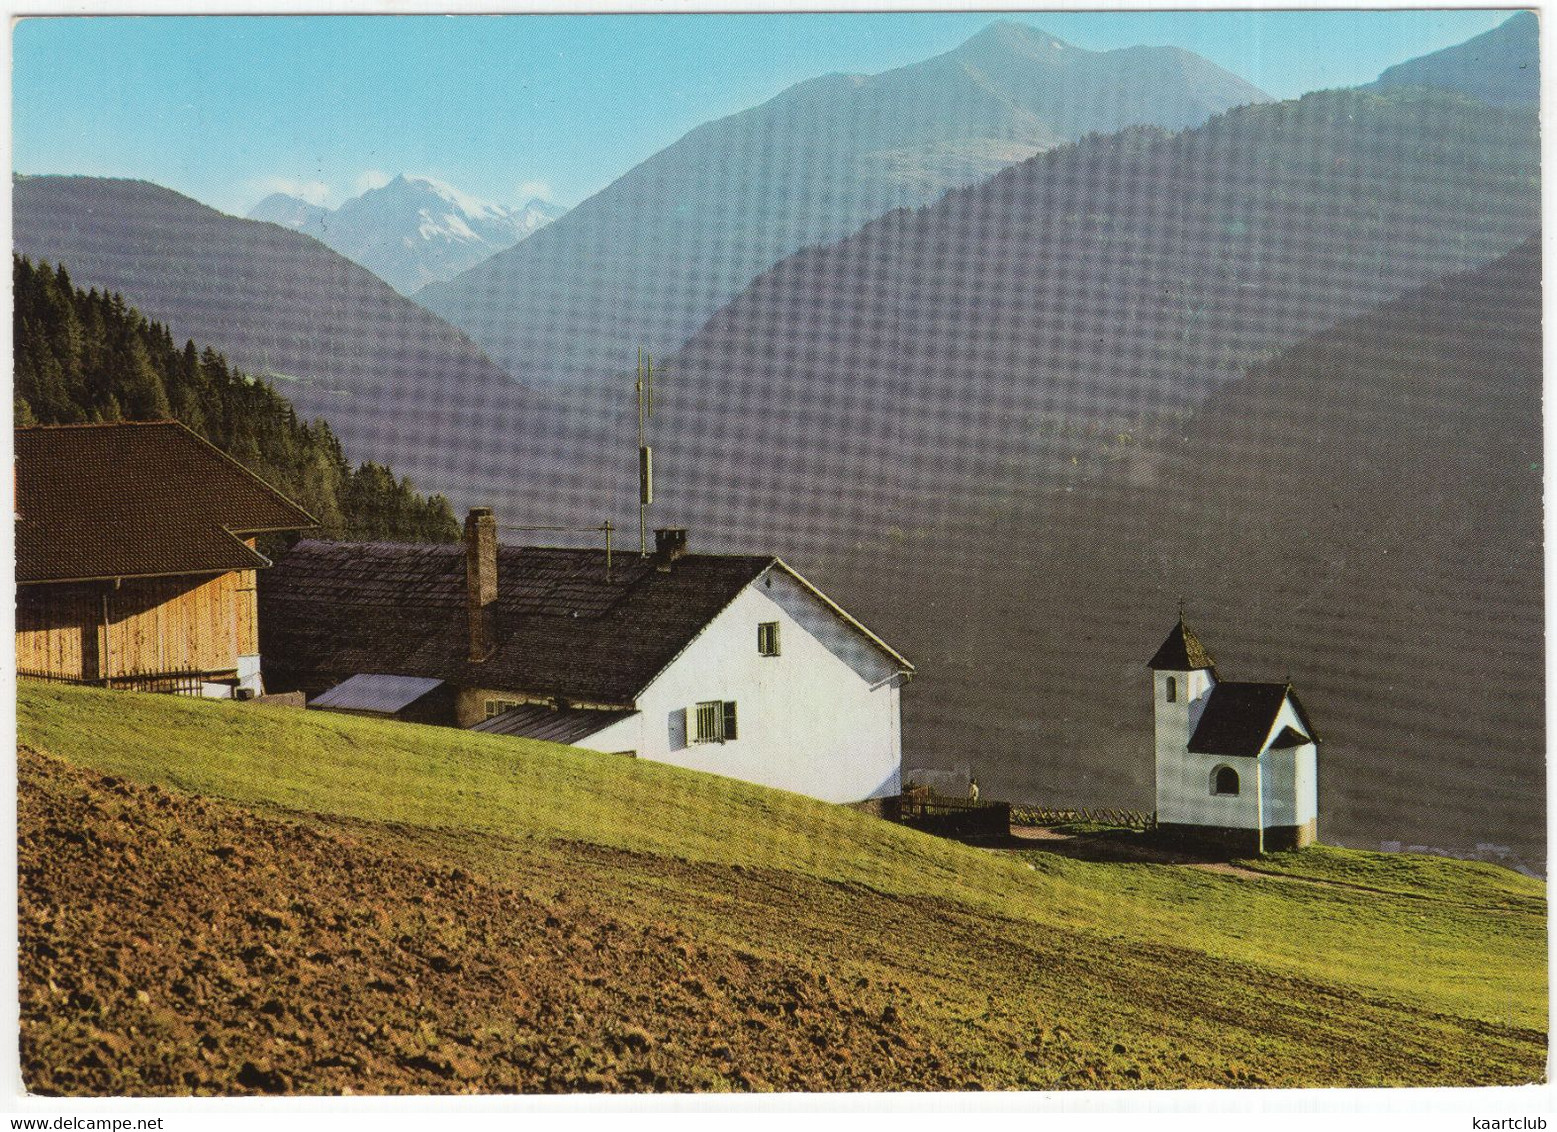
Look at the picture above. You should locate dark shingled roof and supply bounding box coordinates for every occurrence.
[472,703,634,746]
[1147,618,1218,672]
[1189,681,1317,757]
[17,421,314,584]
[259,540,783,705]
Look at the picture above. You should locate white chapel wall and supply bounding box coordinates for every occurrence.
[1159,750,1263,830]
[1153,667,1217,821]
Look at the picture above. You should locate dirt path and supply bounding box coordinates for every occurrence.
[1005,826,1322,886]
[1006,826,1071,842]
[1188,861,1274,881]
[1003,825,1494,900]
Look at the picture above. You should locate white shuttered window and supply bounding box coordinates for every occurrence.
[693,700,738,743]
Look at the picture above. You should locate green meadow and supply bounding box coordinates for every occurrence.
[18,681,1547,1090]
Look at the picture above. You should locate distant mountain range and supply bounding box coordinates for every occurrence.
[12,175,551,494]
[1371,9,1539,107]
[650,84,1538,551]
[248,175,565,295]
[416,20,1271,384]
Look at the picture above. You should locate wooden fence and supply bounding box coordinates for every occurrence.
[21,668,212,696]
[857,790,1154,839]
[1009,804,1155,831]
[879,789,1012,841]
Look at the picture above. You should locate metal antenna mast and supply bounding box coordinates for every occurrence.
[637,348,654,557]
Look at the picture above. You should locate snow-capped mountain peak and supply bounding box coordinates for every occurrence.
[397,175,509,222]
[245,175,566,295]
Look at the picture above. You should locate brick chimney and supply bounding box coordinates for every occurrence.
[653,527,688,572]
[465,507,498,662]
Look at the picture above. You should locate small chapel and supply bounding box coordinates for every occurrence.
[1148,616,1319,855]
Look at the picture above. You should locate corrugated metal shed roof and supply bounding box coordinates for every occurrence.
[17,421,315,584]
[471,703,633,745]
[311,673,445,714]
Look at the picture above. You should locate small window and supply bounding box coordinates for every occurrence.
[1212,765,1240,796]
[1165,676,1177,703]
[485,698,521,719]
[758,621,781,656]
[693,700,738,743]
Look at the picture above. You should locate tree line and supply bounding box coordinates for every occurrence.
[14,256,458,544]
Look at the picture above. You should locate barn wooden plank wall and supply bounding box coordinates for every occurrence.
[16,583,97,677]
[17,569,256,680]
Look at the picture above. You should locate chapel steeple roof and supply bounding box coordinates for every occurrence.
[1147,616,1218,673]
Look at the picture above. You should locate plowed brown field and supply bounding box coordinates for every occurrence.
[19,741,1546,1095]
[19,747,967,1094]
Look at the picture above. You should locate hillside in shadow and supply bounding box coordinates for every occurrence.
[820,238,1543,869]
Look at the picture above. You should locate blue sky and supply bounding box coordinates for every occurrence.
[12,9,1515,216]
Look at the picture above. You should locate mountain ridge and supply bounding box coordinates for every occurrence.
[1370,10,1538,106]
[650,87,1537,550]
[12,174,553,497]
[416,20,1270,384]
[248,191,331,232]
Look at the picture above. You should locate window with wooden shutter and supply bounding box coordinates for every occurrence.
[694,700,723,743]
[693,700,739,743]
[758,621,780,656]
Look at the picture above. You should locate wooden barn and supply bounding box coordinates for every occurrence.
[260,510,914,803]
[16,421,315,697]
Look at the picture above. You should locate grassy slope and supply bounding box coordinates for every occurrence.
[18,682,1547,1090]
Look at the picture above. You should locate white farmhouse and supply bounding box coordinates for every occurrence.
[1149,617,1319,854]
[260,511,913,803]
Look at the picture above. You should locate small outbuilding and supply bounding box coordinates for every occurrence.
[1149,617,1319,854]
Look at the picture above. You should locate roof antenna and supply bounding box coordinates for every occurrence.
[1177,595,1186,620]
[636,348,653,557]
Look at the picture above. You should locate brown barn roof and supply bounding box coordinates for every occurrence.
[16,421,314,584]
[260,540,784,705]
[1188,681,1317,757]
[1147,617,1218,673]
